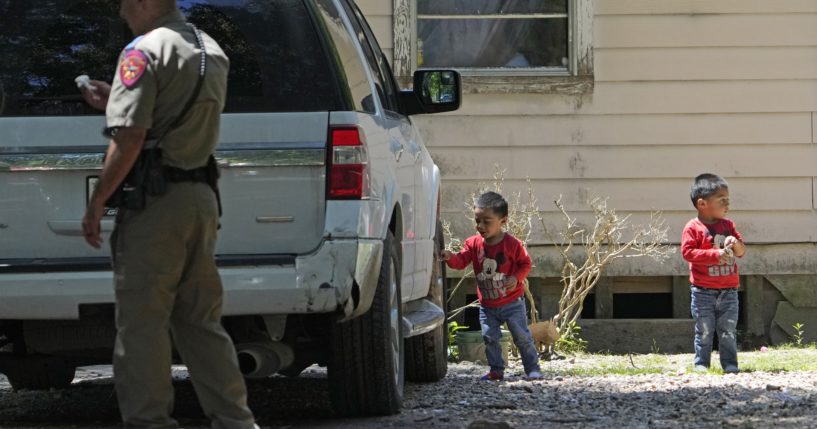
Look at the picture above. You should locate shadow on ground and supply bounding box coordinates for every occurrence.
[0,370,337,428]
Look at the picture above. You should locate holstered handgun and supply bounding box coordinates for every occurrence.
[106,148,167,210]
[204,154,222,217]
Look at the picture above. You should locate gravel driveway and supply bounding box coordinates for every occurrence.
[1,353,816,428]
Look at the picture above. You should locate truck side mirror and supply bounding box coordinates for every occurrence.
[400,70,461,116]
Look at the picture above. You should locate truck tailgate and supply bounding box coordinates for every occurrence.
[0,112,328,261]
[216,112,328,255]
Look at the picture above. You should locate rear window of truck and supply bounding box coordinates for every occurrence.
[0,0,342,116]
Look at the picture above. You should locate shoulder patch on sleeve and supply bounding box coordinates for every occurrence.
[119,50,148,89]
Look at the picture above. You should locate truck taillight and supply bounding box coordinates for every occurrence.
[328,127,369,199]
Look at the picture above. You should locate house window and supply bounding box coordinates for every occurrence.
[416,0,569,74]
[392,0,593,93]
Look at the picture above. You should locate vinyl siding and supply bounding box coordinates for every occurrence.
[360,0,817,275]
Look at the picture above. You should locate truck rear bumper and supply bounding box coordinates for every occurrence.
[0,239,383,320]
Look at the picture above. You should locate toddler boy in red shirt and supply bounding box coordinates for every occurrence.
[681,173,746,373]
[442,191,542,380]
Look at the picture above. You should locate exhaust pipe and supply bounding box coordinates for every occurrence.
[235,342,294,378]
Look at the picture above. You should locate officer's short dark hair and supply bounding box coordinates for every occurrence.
[475,191,508,218]
[690,173,728,208]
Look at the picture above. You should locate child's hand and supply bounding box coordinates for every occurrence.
[440,250,452,262]
[718,246,735,265]
[723,235,746,257]
[723,236,739,248]
[503,275,518,290]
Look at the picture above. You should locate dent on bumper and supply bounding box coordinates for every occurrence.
[205,239,383,316]
[0,240,384,319]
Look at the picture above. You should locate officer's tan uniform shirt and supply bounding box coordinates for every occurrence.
[106,10,229,170]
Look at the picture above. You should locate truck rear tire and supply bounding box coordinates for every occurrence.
[2,356,76,390]
[405,221,448,382]
[328,231,404,416]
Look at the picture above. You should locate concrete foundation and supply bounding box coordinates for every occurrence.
[446,273,817,353]
[577,319,695,354]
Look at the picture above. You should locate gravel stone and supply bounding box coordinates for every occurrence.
[1,353,817,428]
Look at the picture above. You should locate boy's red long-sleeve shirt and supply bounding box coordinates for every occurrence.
[446,233,532,308]
[681,217,743,289]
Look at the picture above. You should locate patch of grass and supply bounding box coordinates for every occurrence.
[542,352,679,376]
[536,345,817,376]
[740,344,817,372]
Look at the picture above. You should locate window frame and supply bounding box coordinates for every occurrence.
[392,0,593,94]
[314,0,376,113]
[341,0,402,114]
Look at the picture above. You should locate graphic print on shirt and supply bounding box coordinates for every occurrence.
[707,231,737,277]
[476,250,507,300]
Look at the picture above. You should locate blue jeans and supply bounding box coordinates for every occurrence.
[479,297,541,374]
[690,285,739,370]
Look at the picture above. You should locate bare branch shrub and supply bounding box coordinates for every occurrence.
[542,196,674,335]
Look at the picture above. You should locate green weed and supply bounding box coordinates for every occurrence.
[554,321,588,354]
[791,322,805,347]
[447,321,468,361]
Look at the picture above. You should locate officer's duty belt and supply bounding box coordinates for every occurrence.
[164,165,210,183]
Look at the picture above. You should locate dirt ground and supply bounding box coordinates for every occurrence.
[1,354,817,428]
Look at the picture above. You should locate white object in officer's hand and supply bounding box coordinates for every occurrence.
[74,75,97,91]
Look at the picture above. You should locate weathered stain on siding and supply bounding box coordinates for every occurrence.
[461,76,593,96]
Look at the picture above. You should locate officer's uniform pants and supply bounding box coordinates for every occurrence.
[110,182,255,429]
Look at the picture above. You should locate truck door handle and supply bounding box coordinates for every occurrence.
[48,220,115,236]
[389,138,404,162]
[408,140,421,162]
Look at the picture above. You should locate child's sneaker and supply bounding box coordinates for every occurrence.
[525,370,543,380]
[480,370,504,381]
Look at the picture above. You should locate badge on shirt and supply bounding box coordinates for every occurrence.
[119,50,148,89]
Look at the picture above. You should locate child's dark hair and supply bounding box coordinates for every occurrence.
[690,173,728,207]
[475,191,508,218]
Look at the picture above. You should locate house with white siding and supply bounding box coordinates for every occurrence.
[359,0,817,352]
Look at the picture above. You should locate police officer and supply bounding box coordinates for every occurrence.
[80,1,257,428]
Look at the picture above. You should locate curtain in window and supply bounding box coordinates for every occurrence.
[418,0,567,69]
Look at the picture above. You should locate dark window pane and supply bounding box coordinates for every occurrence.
[0,0,129,116]
[418,0,567,16]
[612,294,673,319]
[314,0,374,113]
[0,0,342,117]
[418,18,568,68]
[186,0,342,113]
[581,293,595,319]
[345,0,400,113]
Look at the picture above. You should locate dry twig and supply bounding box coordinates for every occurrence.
[542,196,673,334]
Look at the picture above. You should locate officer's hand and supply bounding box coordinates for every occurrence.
[82,200,105,249]
[79,80,111,111]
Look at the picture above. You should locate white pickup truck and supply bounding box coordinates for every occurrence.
[0,0,459,416]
